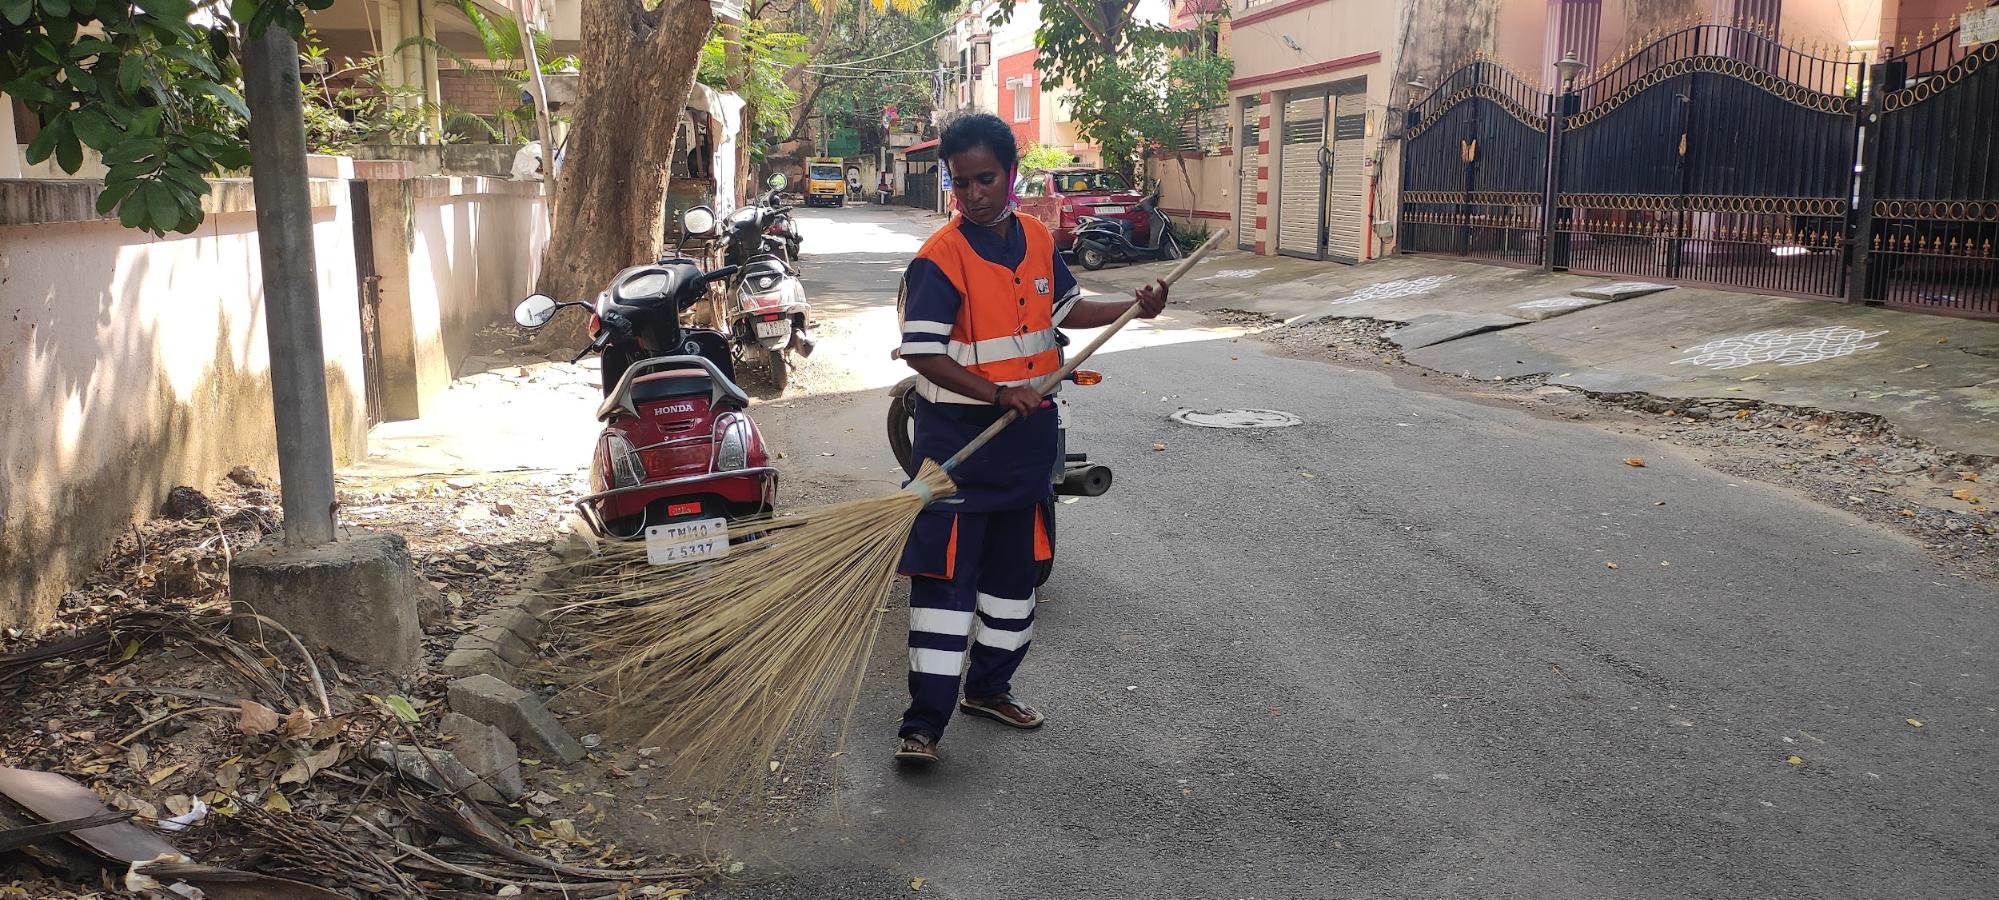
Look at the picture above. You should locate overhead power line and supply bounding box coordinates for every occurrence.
[803,18,959,70]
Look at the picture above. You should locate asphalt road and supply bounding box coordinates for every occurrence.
[711,204,1999,900]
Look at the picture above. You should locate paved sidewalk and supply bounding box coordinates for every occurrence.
[1084,252,1999,457]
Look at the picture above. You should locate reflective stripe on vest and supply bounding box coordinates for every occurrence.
[907,215,1063,405]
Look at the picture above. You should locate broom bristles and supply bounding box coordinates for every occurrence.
[544,461,959,792]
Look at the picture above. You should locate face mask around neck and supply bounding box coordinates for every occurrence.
[964,202,1016,228]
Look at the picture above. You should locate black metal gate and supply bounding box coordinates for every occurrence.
[1554,24,1862,297]
[1398,19,1999,319]
[903,161,938,212]
[1853,28,1999,316]
[1400,57,1550,266]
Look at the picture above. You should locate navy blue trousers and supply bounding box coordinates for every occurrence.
[896,505,1045,739]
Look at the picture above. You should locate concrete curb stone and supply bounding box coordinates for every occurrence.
[446,673,586,764]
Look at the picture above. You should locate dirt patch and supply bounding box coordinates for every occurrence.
[0,370,706,895]
[1223,312,1999,583]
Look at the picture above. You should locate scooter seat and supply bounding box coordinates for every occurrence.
[636,368,751,411]
[742,255,791,278]
[598,355,750,421]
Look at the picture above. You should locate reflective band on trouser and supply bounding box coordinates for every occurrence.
[976,591,1035,620]
[909,647,966,676]
[974,620,1034,651]
[909,607,975,637]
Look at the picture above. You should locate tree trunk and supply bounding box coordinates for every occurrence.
[727,5,751,201]
[786,78,829,143]
[533,0,714,348]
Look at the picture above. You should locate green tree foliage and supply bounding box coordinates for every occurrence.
[446,0,575,140]
[791,0,941,153]
[1019,142,1073,174]
[0,0,323,234]
[297,47,434,153]
[982,0,1231,181]
[699,15,807,158]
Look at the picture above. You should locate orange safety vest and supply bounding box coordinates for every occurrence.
[910,215,1063,404]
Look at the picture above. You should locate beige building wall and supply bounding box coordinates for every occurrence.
[0,167,546,631]
[1225,0,1399,258]
[0,179,368,630]
[1154,152,1235,233]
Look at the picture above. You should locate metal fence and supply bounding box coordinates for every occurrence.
[1852,28,1999,316]
[1399,15,1999,318]
[1399,56,1550,267]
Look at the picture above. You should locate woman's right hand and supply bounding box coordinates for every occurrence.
[995,385,1042,418]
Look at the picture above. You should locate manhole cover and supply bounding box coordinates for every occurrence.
[1169,408,1303,429]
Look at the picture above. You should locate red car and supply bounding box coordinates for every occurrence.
[1017,168,1152,251]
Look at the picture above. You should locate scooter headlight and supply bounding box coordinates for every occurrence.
[715,416,751,471]
[603,433,644,488]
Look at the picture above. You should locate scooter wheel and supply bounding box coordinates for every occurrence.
[1078,245,1107,270]
[886,390,918,479]
[1035,558,1053,587]
[767,349,789,392]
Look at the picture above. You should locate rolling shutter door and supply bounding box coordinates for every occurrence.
[1327,93,1368,264]
[1277,95,1327,259]
[1238,107,1260,251]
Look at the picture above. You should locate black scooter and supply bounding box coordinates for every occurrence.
[1071,191,1184,270]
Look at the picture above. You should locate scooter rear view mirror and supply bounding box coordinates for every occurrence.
[515,293,559,328]
[682,206,717,237]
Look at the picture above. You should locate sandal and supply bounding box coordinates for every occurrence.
[894,732,939,765]
[959,693,1045,729]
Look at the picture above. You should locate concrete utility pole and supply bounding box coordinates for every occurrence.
[512,0,559,230]
[231,22,426,675]
[241,23,339,548]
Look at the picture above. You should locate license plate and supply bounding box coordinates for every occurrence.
[1095,205,1125,215]
[755,319,790,339]
[645,517,730,566]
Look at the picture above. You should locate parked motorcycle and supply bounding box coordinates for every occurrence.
[720,198,814,391]
[884,348,1113,587]
[1071,190,1184,270]
[761,188,803,263]
[513,206,777,540]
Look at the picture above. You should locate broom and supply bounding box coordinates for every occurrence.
[552,228,1231,788]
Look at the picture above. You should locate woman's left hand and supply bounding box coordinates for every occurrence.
[1134,280,1169,319]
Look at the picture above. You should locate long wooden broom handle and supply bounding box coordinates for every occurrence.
[940,228,1232,473]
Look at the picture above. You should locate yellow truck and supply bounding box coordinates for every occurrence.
[804,157,846,207]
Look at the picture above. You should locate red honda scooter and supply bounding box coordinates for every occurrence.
[514,206,778,540]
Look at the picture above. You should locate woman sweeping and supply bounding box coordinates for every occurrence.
[893,112,1168,765]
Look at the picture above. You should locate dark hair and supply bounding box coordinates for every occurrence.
[939,111,1018,171]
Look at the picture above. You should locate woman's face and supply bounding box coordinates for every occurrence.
[946,143,1011,223]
